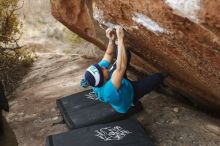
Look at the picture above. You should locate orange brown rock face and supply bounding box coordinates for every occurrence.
[50,0,220,111]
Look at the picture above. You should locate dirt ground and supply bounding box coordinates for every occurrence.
[1,0,220,146]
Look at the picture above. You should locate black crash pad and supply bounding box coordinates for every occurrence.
[57,90,143,129]
[46,119,154,146]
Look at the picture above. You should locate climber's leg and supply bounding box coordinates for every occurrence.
[131,73,166,104]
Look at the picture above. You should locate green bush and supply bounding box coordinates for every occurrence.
[0,0,35,94]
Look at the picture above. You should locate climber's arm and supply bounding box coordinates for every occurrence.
[111,26,127,90]
[102,28,116,64]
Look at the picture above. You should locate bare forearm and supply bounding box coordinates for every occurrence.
[116,38,127,71]
[111,26,126,89]
[106,40,115,56]
[103,40,115,63]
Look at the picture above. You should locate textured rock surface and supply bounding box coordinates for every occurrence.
[50,0,220,111]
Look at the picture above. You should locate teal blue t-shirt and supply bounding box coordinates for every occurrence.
[93,60,134,113]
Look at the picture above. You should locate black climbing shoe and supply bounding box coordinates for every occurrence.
[158,72,169,88]
[159,72,169,79]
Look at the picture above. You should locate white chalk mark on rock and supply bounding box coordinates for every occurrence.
[132,12,168,34]
[164,0,201,23]
[93,7,118,28]
[93,5,138,31]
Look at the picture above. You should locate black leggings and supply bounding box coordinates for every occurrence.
[110,49,165,104]
[131,73,164,104]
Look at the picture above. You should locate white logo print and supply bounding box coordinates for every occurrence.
[95,126,132,141]
[85,91,98,101]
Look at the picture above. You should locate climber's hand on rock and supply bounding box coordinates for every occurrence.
[106,28,115,41]
[116,26,124,40]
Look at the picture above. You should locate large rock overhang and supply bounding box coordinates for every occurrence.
[50,0,220,111]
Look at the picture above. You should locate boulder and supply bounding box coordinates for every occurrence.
[50,0,220,111]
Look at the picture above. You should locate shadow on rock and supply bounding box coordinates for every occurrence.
[0,112,18,146]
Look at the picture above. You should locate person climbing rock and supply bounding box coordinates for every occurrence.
[80,26,167,113]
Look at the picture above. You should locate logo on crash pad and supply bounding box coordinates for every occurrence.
[85,91,99,101]
[95,126,132,141]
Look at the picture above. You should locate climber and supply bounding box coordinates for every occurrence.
[80,26,167,113]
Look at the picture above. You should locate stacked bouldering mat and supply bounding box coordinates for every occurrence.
[46,90,154,146]
[56,90,143,129]
[46,119,154,146]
